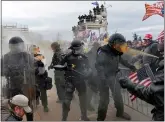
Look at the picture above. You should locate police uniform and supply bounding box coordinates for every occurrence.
[49,42,65,102]
[60,40,90,121]
[2,37,34,121]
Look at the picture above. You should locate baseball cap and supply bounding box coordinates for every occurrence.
[10,94,32,113]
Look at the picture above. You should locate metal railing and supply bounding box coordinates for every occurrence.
[109,67,153,118]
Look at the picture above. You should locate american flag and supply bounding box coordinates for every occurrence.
[128,66,152,101]
[157,30,164,43]
[142,2,164,21]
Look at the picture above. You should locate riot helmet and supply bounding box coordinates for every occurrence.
[8,37,25,53]
[108,33,128,54]
[69,40,84,54]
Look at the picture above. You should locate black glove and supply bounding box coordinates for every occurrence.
[130,65,137,72]
[158,56,164,60]
[119,77,132,89]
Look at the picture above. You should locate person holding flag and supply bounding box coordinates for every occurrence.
[119,61,164,121]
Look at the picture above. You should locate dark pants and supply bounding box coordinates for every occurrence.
[55,71,65,101]
[62,77,87,121]
[39,88,48,107]
[97,77,124,121]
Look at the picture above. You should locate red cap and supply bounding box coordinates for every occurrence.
[143,34,152,40]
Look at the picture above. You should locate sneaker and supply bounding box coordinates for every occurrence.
[116,112,131,120]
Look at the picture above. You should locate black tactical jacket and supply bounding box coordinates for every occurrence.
[60,52,90,78]
[50,49,64,67]
[95,45,135,79]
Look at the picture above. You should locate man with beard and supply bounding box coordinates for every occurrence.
[95,33,137,121]
[48,42,65,103]
[1,94,32,121]
[1,37,34,121]
[60,40,91,121]
[86,42,101,111]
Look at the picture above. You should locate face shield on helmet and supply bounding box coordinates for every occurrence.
[9,42,25,53]
[73,46,83,54]
[8,37,25,53]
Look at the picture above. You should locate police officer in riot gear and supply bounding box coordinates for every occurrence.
[95,33,137,121]
[1,37,34,121]
[48,42,65,103]
[119,60,164,121]
[60,40,91,121]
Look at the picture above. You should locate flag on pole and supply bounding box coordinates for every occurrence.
[157,30,164,43]
[92,1,99,6]
[128,66,152,101]
[142,2,164,21]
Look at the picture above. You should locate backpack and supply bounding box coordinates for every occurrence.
[45,77,53,90]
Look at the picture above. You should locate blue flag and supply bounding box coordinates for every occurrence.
[91,1,99,6]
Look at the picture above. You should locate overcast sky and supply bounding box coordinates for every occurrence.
[2,1,164,41]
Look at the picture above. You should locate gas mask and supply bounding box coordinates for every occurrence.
[73,47,83,55]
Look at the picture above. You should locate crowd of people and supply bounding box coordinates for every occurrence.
[1,32,164,121]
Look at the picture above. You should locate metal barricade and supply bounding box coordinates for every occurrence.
[109,67,153,118]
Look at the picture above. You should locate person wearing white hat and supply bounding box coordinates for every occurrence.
[1,94,33,121]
